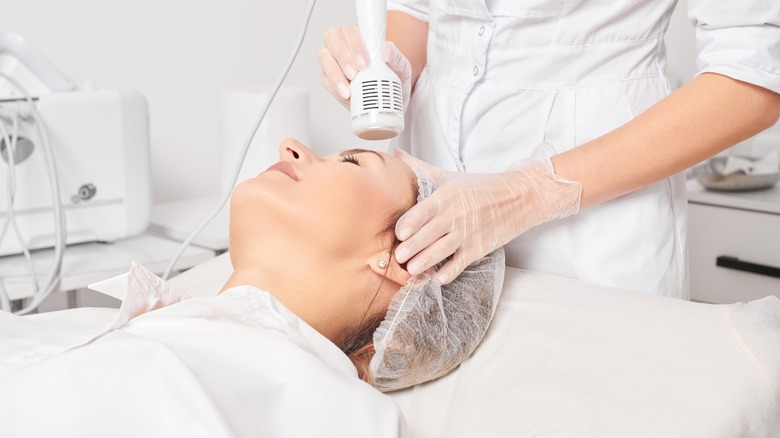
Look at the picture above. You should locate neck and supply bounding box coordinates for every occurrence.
[221,268,343,343]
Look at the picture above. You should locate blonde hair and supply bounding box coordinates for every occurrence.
[341,316,383,384]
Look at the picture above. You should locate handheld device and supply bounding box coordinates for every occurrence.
[350,0,404,140]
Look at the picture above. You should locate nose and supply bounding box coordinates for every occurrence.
[278,138,321,164]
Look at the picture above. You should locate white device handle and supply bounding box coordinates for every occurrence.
[355,0,386,61]
[350,0,404,140]
[0,32,74,94]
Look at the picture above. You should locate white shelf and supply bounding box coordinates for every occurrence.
[0,233,215,300]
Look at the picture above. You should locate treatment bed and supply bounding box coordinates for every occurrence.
[3,253,776,437]
[165,253,780,437]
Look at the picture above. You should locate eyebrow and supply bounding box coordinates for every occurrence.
[339,148,385,164]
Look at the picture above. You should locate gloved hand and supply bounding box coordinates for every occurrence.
[394,144,583,284]
[318,25,412,110]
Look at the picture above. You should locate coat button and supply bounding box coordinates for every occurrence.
[473,66,479,76]
[478,26,485,36]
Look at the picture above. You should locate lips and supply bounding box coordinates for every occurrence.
[262,161,299,181]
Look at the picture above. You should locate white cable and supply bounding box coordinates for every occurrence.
[0,111,40,294]
[15,106,65,314]
[0,72,66,315]
[0,104,21,243]
[162,0,319,279]
[15,106,65,315]
[0,282,10,312]
[0,115,14,312]
[0,109,13,246]
[11,113,41,290]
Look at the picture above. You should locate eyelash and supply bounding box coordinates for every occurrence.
[340,154,360,165]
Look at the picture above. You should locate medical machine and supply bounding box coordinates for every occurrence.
[0,31,151,257]
[350,0,404,140]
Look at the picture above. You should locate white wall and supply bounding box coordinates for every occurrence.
[5,0,774,203]
[4,0,370,202]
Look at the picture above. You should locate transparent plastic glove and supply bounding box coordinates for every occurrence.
[394,144,583,284]
[318,25,412,110]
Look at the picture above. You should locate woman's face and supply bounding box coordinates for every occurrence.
[228,138,417,340]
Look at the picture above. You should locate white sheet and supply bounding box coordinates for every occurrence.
[391,270,780,438]
[161,253,780,437]
[0,262,407,438]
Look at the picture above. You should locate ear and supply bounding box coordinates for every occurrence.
[368,253,412,288]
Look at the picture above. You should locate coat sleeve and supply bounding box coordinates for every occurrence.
[687,0,780,94]
[388,0,430,23]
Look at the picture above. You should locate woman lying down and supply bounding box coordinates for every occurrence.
[0,139,504,438]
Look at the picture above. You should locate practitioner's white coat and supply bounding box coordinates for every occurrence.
[0,264,407,438]
[389,0,780,298]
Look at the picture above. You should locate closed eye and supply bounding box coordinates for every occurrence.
[340,154,360,165]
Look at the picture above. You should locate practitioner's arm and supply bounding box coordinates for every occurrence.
[551,73,780,208]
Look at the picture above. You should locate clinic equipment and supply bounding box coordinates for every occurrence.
[370,166,505,392]
[0,31,150,314]
[349,0,404,140]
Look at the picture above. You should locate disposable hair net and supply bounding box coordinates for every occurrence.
[369,165,506,392]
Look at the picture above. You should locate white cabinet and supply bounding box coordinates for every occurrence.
[687,180,780,304]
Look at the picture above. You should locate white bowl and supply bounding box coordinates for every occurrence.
[694,156,780,191]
